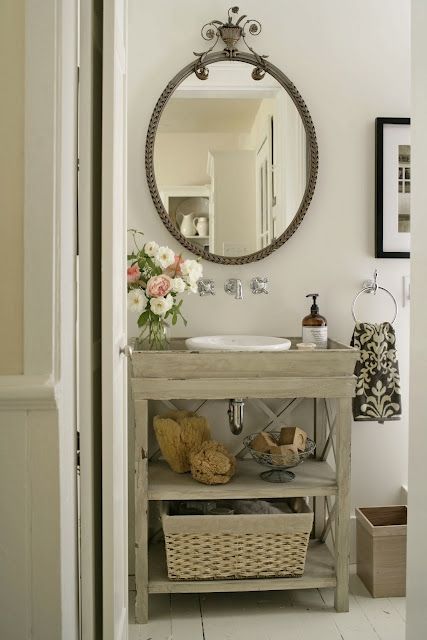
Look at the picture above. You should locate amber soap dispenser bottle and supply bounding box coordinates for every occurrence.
[302,293,328,349]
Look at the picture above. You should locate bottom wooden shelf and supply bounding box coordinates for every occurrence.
[148,540,336,594]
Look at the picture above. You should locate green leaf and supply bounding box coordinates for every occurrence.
[140,255,161,275]
[137,309,150,327]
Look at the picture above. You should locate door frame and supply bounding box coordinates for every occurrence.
[78,0,104,637]
[101,0,129,637]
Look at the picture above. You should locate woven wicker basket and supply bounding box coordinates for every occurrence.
[162,499,313,581]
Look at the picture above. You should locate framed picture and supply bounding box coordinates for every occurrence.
[375,117,410,258]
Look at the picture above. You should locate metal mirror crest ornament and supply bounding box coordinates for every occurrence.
[146,7,318,265]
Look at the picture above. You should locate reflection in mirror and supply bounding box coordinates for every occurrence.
[154,62,307,258]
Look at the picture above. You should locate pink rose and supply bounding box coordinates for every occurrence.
[127,264,141,283]
[146,275,172,298]
[165,255,184,277]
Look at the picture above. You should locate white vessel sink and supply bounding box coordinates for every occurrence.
[185,335,292,352]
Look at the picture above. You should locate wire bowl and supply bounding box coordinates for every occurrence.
[243,432,316,483]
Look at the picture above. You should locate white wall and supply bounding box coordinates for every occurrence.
[406,0,427,636]
[0,0,24,374]
[155,131,245,185]
[0,1,79,638]
[128,0,410,509]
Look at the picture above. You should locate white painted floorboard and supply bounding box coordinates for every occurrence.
[129,568,406,640]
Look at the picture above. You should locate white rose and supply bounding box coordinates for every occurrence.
[172,277,186,293]
[127,289,147,313]
[150,297,167,316]
[150,294,174,316]
[181,259,203,282]
[144,241,159,258]
[156,246,175,269]
[187,281,198,294]
[164,293,174,311]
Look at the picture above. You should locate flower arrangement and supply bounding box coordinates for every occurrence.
[127,229,203,350]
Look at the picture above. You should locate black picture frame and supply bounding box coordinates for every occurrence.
[375,117,411,258]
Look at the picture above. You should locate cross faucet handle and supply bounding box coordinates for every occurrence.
[250,277,269,294]
[197,278,216,296]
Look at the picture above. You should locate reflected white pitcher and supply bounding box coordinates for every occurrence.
[193,216,209,237]
[176,212,195,237]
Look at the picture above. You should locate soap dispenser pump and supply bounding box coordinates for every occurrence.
[302,293,328,349]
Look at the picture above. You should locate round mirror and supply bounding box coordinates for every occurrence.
[146,53,318,264]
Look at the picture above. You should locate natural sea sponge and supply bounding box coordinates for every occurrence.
[190,440,236,485]
[153,410,211,473]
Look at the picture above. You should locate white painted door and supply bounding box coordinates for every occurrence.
[102,1,128,639]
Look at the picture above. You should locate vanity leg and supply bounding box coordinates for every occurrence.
[134,399,149,623]
[313,398,327,539]
[334,397,351,612]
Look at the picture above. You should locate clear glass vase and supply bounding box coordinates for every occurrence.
[136,318,170,351]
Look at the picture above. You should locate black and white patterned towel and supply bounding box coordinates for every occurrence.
[350,322,401,423]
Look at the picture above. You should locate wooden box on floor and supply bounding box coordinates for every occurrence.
[355,506,407,597]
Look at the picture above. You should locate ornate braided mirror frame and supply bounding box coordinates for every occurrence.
[145,51,319,265]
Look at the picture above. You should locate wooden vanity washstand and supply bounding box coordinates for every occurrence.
[130,338,358,623]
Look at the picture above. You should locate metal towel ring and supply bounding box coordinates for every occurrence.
[352,284,398,325]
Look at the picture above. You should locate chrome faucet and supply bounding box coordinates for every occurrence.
[250,277,269,295]
[197,278,215,296]
[224,278,243,300]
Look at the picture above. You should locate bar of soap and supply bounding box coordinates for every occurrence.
[296,342,316,350]
[279,426,308,451]
[251,431,277,453]
[269,444,300,466]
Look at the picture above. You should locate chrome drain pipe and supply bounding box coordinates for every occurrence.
[228,398,245,435]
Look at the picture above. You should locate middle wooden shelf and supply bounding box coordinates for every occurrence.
[148,459,337,501]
